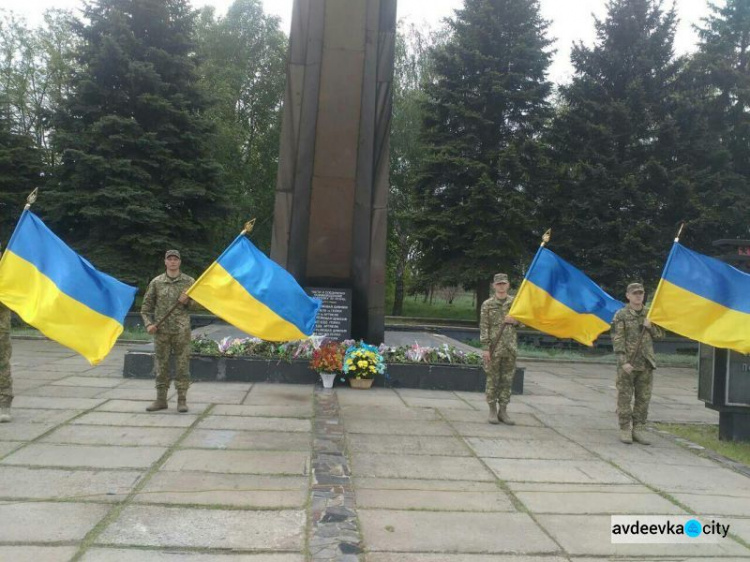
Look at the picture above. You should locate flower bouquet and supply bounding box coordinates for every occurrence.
[343,342,385,389]
[309,341,345,388]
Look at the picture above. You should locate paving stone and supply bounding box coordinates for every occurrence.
[198,415,311,432]
[96,389,176,401]
[351,453,495,481]
[512,483,685,514]
[135,472,307,508]
[161,449,309,475]
[0,422,58,441]
[72,412,197,427]
[672,493,750,516]
[8,407,83,424]
[484,458,634,484]
[451,423,561,439]
[399,397,476,410]
[356,488,514,511]
[359,510,559,553]
[51,376,125,388]
[335,389,404,407]
[587,441,719,468]
[365,552,568,562]
[615,461,750,494]
[439,409,543,426]
[97,505,305,550]
[81,551,304,562]
[41,425,184,447]
[339,405,440,421]
[212,404,312,418]
[0,501,110,542]
[467,437,595,460]
[347,434,470,456]
[345,419,454,436]
[0,546,78,561]
[0,466,140,501]
[181,429,311,451]
[21,384,107,398]
[1,443,166,469]
[12,396,106,409]
[0,442,21,458]
[95,399,208,414]
[536,514,750,556]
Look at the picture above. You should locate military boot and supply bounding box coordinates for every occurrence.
[0,406,11,423]
[619,428,633,444]
[487,402,500,424]
[632,426,652,445]
[146,388,168,412]
[177,390,189,413]
[497,404,516,425]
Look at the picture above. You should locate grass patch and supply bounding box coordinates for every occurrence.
[386,293,477,321]
[12,325,151,341]
[654,423,750,468]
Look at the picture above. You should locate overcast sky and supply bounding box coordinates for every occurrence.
[2,0,717,84]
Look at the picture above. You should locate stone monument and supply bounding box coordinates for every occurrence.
[271,0,397,343]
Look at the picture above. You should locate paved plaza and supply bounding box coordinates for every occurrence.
[1,339,749,561]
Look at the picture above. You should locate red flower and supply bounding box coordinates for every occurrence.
[309,341,345,374]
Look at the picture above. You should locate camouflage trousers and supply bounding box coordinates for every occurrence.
[154,330,191,393]
[616,366,653,430]
[485,355,516,407]
[0,331,11,407]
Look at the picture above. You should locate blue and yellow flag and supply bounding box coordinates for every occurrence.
[649,243,750,354]
[0,210,137,364]
[187,235,321,341]
[509,247,623,346]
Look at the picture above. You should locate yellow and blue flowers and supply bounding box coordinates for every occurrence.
[343,342,385,380]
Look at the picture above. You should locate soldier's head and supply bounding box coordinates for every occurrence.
[625,282,645,308]
[493,273,510,298]
[164,249,182,275]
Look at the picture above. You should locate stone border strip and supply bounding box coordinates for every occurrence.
[309,388,362,560]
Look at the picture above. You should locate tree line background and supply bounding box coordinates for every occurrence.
[0,0,748,320]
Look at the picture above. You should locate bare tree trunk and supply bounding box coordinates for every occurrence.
[391,260,406,316]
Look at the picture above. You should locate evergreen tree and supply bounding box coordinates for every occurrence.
[673,0,750,249]
[0,113,42,244]
[414,0,553,317]
[47,0,226,284]
[542,0,682,293]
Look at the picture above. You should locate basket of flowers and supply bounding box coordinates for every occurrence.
[309,341,345,388]
[343,342,385,389]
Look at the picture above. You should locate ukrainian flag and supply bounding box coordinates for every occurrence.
[649,242,750,354]
[187,234,321,341]
[509,247,623,346]
[0,210,136,364]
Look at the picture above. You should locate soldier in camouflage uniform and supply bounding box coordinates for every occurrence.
[611,282,664,445]
[0,300,12,422]
[480,273,520,425]
[141,250,196,413]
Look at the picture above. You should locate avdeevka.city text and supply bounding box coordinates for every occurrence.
[612,519,730,538]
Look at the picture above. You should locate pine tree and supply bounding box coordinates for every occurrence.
[673,0,750,249]
[46,0,227,284]
[414,0,553,317]
[0,113,42,244]
[542,0,682,293]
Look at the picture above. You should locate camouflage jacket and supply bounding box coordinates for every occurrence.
[0,302,9,334]
[611,305,664,370]
[480,295,518,357]
[140,272,196,333]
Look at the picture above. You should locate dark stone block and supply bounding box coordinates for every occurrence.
[122,350,524,393]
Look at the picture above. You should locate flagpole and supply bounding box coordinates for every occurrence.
[154,219,256,330]
[1,189,39,270]
[633,222,685,363]
[489,229,551,360]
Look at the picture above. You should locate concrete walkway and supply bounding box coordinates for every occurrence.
[0,339,749,561]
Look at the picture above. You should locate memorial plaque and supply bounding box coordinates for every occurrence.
[309,287,352,340]
[698,344,714,404]
[727,351,750,407]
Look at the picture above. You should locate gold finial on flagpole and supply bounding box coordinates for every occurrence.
[241,218,256,236]
[675,222,685,243]
[24,188,38,210]
[541,228,552,247]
